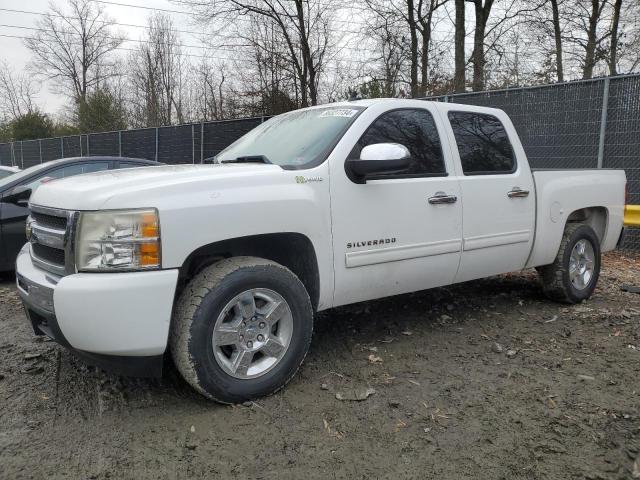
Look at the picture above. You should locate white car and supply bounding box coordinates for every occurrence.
[15,99,626,403]
[0,165,20,180]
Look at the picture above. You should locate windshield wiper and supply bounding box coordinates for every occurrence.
[219,155,271,164]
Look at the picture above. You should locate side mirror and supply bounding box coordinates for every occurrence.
[346,143,411,183]
[2,185,32,206]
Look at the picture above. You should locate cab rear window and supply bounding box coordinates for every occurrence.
[448,112,516,175]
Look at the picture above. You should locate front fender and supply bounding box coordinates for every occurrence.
[119,165,333,309]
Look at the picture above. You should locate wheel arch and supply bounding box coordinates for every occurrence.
[528,205,611,269]
[565,206,608,244]
[177,232,321,312]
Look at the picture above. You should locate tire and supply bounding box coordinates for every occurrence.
[539,223,601,304]
[170,256,313,403]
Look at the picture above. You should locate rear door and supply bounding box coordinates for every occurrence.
[442,108,535,283]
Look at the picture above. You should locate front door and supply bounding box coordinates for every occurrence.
[0,198,30,269]
[0,161,111,270]
[442,108,536,283]
[330,104,463,307]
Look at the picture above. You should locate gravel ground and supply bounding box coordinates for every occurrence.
[0,252,639,480]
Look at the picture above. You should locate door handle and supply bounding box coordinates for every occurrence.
[507,187,530,198]
[428,192,458,205]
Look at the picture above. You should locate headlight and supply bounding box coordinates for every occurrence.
[76,209,161,271]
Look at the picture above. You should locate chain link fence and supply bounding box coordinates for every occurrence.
[0,75,638,249]
[427,74,640,251]
[0,117,265,169]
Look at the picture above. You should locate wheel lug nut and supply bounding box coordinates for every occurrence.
[259,322,266,328]
[257,334,264,341]
[247,341,253,348]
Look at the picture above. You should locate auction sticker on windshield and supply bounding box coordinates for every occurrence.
[319,109,359,118]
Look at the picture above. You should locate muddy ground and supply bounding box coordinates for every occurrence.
[0,253,639,480]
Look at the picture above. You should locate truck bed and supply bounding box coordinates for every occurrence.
[526,168,626,268]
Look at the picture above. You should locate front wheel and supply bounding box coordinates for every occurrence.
[539,223,601,304]
[170,257,313,403]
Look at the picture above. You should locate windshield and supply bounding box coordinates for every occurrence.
[215,106,365,169]
[0,161,57,191]
[0,159,74,191]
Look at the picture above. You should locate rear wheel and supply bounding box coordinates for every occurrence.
[170,257,313,403]
[539,223,601,304]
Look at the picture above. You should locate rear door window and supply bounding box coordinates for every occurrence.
[448,112,516,175]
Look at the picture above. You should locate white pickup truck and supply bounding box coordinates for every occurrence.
[15,99,626,403]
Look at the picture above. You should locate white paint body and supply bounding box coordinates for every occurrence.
[18,99,626,357]
[16,247,178,355]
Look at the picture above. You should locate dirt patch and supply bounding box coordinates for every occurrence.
[1,253,639,479]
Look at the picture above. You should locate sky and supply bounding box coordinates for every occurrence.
[0,0,206,115]
[0,0,477,117]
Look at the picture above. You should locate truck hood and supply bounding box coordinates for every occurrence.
[30,163,285,210]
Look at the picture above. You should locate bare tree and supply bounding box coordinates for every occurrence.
[583,0,608,79]
[464,0,548,91]
[24,0,122,102]
[128,13,186,126]
[234,16,303,114]
[468,0,494,91]
[9,0,640,124]
[364,0,448,97]
[0,61,38,120]
[194,60,228,120]
[418,0,448,95]
[614,1,640,74]
[505,0,635,82]
[372,19,410,97]
[178,0,332,107]
[407,0,420,96]
[454,0,466,91]
[348,14,409,99]
[128,45,162,126]
[556,0,640,78]
[525,0,570,82]
[609,0,623,74]
[550,0,564,81]
[153,14,186,124]
[558,0,613,79]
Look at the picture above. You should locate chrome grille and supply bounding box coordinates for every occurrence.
[29,205,77,276]
[31,211,68,230]
[32,244,65,265]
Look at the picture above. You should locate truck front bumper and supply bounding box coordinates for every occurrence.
[15,246,179,377]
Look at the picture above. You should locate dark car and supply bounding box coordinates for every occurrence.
[0,156,161,271]
[0,166,21,180]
